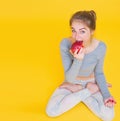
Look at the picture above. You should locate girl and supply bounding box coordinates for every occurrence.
[46,10,116,121]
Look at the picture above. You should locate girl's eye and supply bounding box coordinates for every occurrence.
[72,30,75,32]
[80,30,85,34]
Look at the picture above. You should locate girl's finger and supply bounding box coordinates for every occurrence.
[78,47,85,54]
[69,50,73,55]
[74,49,79,54]
[79,48,83,53]
[105,102,112,107]
[109,102,113,107]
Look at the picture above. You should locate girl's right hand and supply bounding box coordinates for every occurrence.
[104,97,116,107]
[70,47,85,61]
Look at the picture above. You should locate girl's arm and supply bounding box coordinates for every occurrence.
[60,39,83,82]
[94,42,111,100]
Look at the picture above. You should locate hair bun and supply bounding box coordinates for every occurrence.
[89,10,96,21]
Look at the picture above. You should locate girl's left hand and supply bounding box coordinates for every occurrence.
[104,97,116,107]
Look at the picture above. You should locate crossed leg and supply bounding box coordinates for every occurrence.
[83,92,114,121]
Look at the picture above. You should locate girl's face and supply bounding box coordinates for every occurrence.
[71,20,94,44]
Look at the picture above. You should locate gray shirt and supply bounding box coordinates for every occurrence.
[60,38,111,100]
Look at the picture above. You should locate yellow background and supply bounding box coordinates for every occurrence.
[0,0,120,121]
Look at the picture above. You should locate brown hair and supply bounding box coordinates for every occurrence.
[70,10,96,30]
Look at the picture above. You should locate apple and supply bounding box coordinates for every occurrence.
[70,41,84,54]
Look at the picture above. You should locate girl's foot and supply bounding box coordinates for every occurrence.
[107,82,112,87]
[86,82,99,94]
[59,82,83,93]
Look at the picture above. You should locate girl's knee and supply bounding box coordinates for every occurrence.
[46,104,61,117]
[101,114,114,121]
[100,107,114,121]
[46,107,57,117]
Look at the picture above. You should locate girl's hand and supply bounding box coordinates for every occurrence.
[70,47,85,61]
[59,82,83,93]
[104,97,116,107]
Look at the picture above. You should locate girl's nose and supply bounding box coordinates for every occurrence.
[75,33,81,41]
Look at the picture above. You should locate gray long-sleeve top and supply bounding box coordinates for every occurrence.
[60,38,111,100]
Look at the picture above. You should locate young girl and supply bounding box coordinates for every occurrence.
[46,10,116,121]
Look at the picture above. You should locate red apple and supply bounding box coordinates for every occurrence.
[70,41,84,54]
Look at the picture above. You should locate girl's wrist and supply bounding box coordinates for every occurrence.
[74,57,83,61]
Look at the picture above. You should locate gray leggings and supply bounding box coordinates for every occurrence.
[46,79,114,121]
